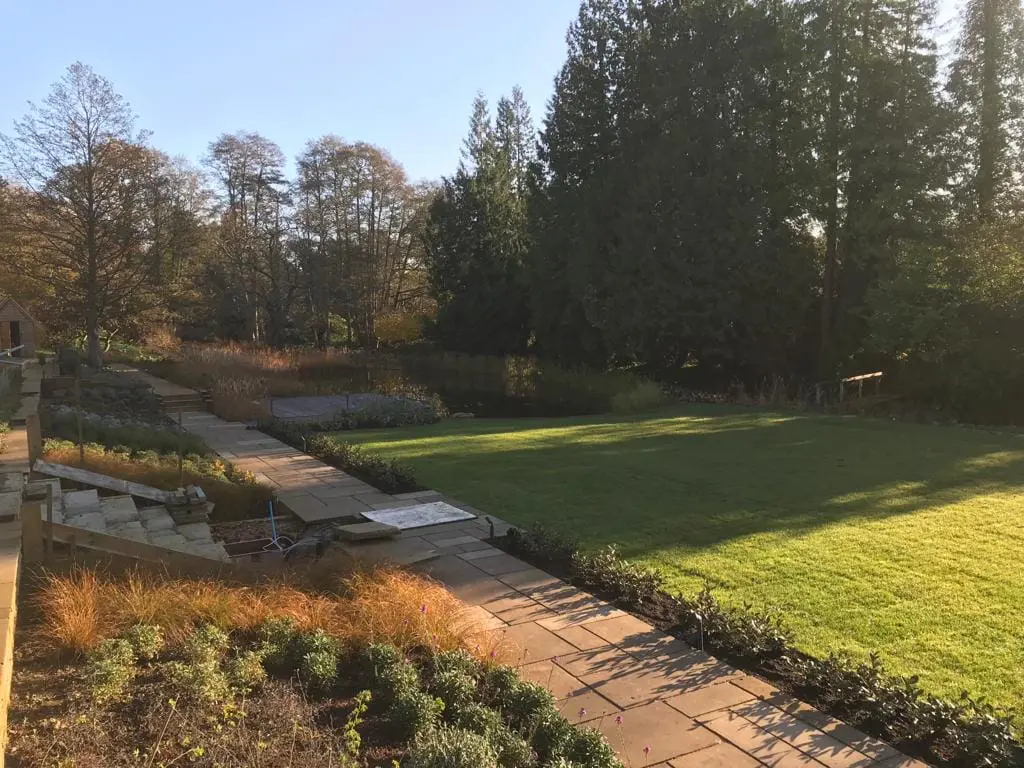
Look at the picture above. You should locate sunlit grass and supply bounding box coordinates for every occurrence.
[345,405,1024,718]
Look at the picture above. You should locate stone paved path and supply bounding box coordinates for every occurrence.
[119,368,928,768]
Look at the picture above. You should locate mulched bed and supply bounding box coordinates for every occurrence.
[6,637,402,768]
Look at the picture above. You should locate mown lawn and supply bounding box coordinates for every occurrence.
[346,406,1024,718]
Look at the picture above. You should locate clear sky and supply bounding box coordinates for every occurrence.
[0,0,581,183]
[1,0,962,184]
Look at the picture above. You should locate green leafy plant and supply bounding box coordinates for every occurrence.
[183,624,229,664]
[481,665,521,708]
[453,702,503,736]
[503,681,557,733]
[490,725,536,768]
[388,689,445,740]
[564,728,619,768]
[679,587,790,662]
[429,668,478,715]
[404,724,499,768]
[121,623,164,662]
[256,616,299,673]
[432,648,482,678]
[225,649,268,693]
[530,713,578,764]
[0,422,10,455]
[85,638,136,703]
[339,690,372,767]
[164,659,232,705]
[573,545,666,607]
[300,650,338,695]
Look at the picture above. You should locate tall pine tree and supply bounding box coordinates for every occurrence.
[425,92,535,354]
[947,0,1024,219]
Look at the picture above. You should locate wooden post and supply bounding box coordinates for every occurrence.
[178,409,184,486]
[21,500,43,564]
[44,483,53,562]
[74,369,84,465]
[25,412,42,463]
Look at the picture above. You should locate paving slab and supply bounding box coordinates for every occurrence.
[593,701,719,767]
[552,624,611,651]
[471,553,534,576]
[557,688,621,723]
[491,621,579,664]
[701,710,826,767]
[519,659,589,699]
[732,699,875,768]
[337,521,401,541]
[668,742,762,767]
[665,681,756,718]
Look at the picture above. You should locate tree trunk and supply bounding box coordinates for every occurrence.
[819,0,845,378]
[978,0,999,219]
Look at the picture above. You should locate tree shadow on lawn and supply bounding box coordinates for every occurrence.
[356,408,1024,552]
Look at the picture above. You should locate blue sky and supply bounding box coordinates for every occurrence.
[0,0,581,182]
[1,0,961,183]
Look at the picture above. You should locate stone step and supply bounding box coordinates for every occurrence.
[63,489,100,517]
[100,495,139,525]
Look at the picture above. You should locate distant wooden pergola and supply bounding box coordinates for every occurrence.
[0,296,38,358]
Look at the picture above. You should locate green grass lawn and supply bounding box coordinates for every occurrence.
[345,405,1024,718]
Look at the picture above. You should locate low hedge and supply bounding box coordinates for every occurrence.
[500,525,1018,768]
[90,619,623,767]
[262,421,423,494]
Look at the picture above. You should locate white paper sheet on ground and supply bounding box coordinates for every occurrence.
[361,501,475,530]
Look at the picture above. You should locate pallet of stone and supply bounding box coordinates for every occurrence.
[166,485,211,524]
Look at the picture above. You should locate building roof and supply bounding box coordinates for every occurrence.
[0,295,36,323]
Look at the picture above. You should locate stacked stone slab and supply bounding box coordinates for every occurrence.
[27,479,230,561]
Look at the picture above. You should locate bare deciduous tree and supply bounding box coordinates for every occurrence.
[1,62,153,367]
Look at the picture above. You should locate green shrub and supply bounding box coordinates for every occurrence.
[565,729,620,768]
[505,681,557,733]
[378,659,422,705]
[610,381,667,413]
[293,629,337,658]
[429,668,478,714]
[121,623,164,662]
[454,702,503,736]
[531,714,577,764]
[491,725,536,768]
[164,659,232,705]
[85,638,136,703]
[404,724,499,768]
[573,545,666,607]
[481,665,521,707]
[388,689,445,740]
[47,413,211,456]
[432,648,482,678]
[183,624,229,664]
[680,587,789,662]
[300,649,339,694]
[225,649,268,693]
[257,617,299,672]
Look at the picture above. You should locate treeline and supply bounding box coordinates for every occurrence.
[0,65,432,367]
[426,0,1024,423]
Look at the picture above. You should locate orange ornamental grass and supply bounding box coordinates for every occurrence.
[36,566,502,659]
